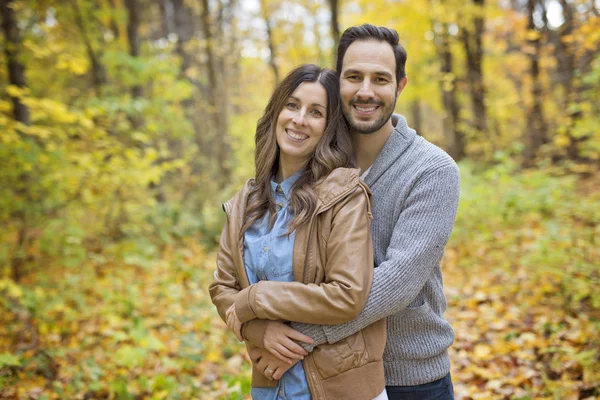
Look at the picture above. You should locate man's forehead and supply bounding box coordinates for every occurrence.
[341,40,395,73]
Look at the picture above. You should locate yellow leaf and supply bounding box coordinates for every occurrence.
[554,135,571,148]
[6,85,29,98]
[206,348,221,363]
[525,29,540,41]
[474,343,492,359]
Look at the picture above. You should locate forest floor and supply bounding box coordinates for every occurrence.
[1,168,599,399]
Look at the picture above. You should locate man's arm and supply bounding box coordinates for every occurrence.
[290,164,460,349]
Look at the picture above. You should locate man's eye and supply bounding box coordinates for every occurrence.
[347,75,360,81]
[376,77,389,83]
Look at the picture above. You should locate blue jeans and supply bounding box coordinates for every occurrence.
[386,374,454,400]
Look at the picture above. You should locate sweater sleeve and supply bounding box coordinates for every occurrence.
[291,164,460,348]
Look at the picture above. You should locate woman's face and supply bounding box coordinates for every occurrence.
[275,81,328,168]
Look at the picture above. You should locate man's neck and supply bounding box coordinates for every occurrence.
[352,119,395,173]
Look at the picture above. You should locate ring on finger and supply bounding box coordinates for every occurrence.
[264,367,274,376]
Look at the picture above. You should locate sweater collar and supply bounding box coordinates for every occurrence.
[362,114,416,187]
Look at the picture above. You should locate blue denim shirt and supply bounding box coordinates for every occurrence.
[244,170,311,400]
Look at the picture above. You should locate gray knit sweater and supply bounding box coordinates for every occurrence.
[291,114,460,386]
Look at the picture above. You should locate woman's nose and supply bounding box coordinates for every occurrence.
[292,111,307,126]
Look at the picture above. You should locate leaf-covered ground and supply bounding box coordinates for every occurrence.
[1,167,599,399]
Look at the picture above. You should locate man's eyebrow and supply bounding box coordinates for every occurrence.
[374,71,394,79]
[343,69,393,79]
[342,69,363,76]
[289,96,326,109]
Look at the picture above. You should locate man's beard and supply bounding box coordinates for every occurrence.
[344,95,398,135]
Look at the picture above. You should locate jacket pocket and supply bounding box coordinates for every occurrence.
[312,330,369,379]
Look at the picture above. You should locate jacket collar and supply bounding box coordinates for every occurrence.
[223,168,363,220]
[362,114,416,188]
[313,168,362,211]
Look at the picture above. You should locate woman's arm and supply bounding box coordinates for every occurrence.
[209,220,243,323]
[234,187,374,326]
[211,213,313,363]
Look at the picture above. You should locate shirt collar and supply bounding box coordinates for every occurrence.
[271,169,303,199]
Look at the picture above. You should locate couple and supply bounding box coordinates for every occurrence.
[209,24,460,400]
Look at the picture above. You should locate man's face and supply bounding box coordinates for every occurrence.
[340,40,403,135]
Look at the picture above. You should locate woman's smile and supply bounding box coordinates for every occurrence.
[285,128,309,141]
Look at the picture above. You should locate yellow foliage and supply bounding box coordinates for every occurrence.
[5,84,30,98]
[554,134,571,148]
[56,54,89,75]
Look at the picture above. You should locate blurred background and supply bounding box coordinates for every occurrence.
[0,0,598,399]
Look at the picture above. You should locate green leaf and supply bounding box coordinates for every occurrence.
[0,353,21,368]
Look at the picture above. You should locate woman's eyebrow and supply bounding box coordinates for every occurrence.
[289,96,325,109]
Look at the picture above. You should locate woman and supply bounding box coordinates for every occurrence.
[209,64,387,400]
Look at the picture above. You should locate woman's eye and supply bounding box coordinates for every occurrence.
[286,102,298,109]
[311,109,323,117]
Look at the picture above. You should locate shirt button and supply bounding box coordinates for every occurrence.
[279,388,284,396]
[263,246,268,252]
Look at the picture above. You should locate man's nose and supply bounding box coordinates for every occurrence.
[356,80,375,99]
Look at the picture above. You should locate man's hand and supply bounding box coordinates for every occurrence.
[226,304,242,341]
[249,346,298,380]
[263,321,314,364]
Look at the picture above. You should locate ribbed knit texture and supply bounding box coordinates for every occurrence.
[291,114,460,386]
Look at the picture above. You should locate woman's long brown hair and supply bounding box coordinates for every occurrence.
[241,64,353,236]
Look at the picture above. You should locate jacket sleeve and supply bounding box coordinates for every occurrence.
[290,164,461,349]
[233,187,374,325]
[208,217,242,323]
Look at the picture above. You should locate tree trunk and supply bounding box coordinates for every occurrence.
[223,0,241,113]
[523,0,548,164]
[107,0,120,40]
[125,0,143,128]
[1,0,30,125]
[555,0,584,160]
[436,22,465,160]
[1,0,30,282]
[200,0,230,184]
[158,0,173,38]
[308,2,325,65]
[411,100,422,136]
[72,0,107,96]
[328,0,340,63]
[259,0,279,85]
[461,0,488,139]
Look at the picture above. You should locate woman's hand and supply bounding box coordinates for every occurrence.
[225,304,243,341]
[249,346,298,380]
[263,321,314,364]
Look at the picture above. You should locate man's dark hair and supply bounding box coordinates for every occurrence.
[336,24,407,84]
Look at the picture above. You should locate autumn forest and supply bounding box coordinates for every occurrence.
[1,0,599,398]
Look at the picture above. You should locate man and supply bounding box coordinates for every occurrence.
[243,24,460,399]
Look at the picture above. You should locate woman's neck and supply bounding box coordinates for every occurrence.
[275,156,307,183]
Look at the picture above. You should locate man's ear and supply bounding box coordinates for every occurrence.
[397,76,408,96]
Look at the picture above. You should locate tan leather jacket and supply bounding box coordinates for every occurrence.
[209,167,386,399]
